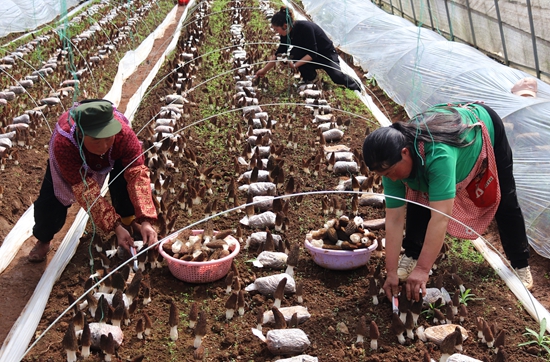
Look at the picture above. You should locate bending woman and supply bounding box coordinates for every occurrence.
[28,99,158,262]
[255,7,361,91]
[362,102,532,301]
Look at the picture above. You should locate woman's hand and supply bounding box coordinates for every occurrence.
[140,221,158,246]
[255,67,268,78]
[115,224,134,254]
[404,267,429,301]
[383,272,400,301]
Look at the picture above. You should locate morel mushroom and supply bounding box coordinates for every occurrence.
[255,306,264,331]
[136,318,144,340]
[273,277,287,309]
[483,319,494,347]
[225,292,238,320]
[451,273,465,293]
[391,312,406,345]
[81,319,91,358]
[169,300,179,341]
[494,329,506,354]
[73,310,84,332]
[62,321,77,362]
[398,291,410,324]
[439,329,457,362]
[224,271,234,295]
[111,303,125,327]
[410,294,423,325]
[405,310,415,339]
[369,320,380,350]
[452,290,460,315]
[100,333,116,362]
[189,302,199,328]
[194,345,205,360]
[272,306,287,329]
[143,312,153,336]
[142,283,152,305]
[476,316,485,340]
[433,308,445,325]
[454,326,464,352]
[368,277,378,305]
[238,289,245,316]
[194,311,207,348]
[285,242,299,277]
[296,281,303,304]
[356,316,367,344]
[445,303,454,324]
[459,304,468,323]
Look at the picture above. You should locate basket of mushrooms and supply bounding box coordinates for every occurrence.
[159,229,240,283]
[305,215,378,270]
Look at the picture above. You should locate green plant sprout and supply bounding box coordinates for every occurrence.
[420,300,445,319]
[518,317,550,355]
[458,288,484,306]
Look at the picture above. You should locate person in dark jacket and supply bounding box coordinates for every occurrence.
[255,7,361,91]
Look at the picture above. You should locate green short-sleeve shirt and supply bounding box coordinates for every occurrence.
[383,103,495,208]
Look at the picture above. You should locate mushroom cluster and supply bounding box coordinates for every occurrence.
[306,215,377,250]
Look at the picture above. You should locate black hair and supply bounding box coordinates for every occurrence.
[271,6,294,28]
[362,106,473,172]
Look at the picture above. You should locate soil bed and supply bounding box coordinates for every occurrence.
[0,1,549,362]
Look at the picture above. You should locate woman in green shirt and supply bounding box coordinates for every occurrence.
[362,103,531,301]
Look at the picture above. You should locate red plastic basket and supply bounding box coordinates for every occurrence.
[158,230,240,283]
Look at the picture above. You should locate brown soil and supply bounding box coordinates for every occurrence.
[0,1,550,362]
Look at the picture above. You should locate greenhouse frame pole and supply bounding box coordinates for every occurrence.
[409,0,417,26]
[398,0,404,17]
[425,0,435,31]
[443,0,454,41]
[465,0,477,48]
[493,0,509,66]
[526,0,541,77]
[389,0,394,15]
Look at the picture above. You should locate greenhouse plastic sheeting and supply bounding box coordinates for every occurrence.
[302,0,550,259]
[0,0,80,38]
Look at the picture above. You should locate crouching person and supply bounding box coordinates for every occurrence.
[28,99,157,262]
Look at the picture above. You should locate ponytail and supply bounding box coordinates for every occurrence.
[271,6,294,28]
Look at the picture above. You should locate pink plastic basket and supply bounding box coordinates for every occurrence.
[158,230,240,283]
[304,238,378,270]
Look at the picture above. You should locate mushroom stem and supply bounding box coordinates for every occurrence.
[170,325,178,341]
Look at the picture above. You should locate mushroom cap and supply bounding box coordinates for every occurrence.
[237,289,245,308]
[274,277,287,301]
[494,329,506,348]
[272,306,287,329]
[405,310,415,329]
[483,320,494,342]
[195,311,207,336]
[286,242,300,267]
[369,320,380,339]
[169,300,179,327]
[81,320,91,347]
[440,330,456,354]
[225,292,238,309]
[189,302,199,322]
[143,312,153,329]
[295,281,303,297]
[225,271,235,288]
[391,312,405,334]
[135,318,144,333]
[62,321,77,351]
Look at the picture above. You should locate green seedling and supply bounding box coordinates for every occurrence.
[459,288,484,306]
[518,317,550,355]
